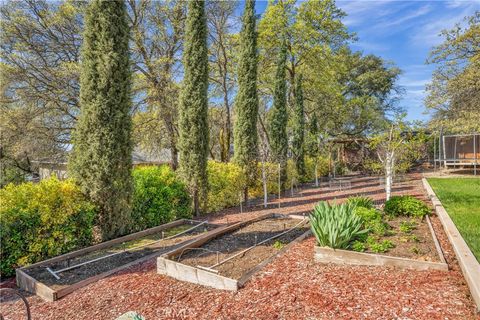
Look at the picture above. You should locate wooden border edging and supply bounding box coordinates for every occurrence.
[422,178,480,312]
[157,214,310,291]
[314,246,448,271]
[16,219,210,302]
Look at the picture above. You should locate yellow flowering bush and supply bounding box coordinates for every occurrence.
[0,177,96,277]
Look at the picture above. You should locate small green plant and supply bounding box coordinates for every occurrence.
[410,234,420,242]
[399,220,416,234]
[273,240,285,250]
[354,207,388,236]
[410,246,421,254]
[347,196,374,209]
[352,240,366,252]
[384,196,430,218]
[366,236,395,253]
[310,201,369,249]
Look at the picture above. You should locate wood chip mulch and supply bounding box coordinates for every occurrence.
[2,174,479,319]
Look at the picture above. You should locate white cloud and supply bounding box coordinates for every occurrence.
[409,2,479,47]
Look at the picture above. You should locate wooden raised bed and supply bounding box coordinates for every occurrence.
[157,213,311,291]
[16,219,218,301]
[314,216,448,271]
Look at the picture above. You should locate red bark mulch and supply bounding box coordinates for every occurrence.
[1,174,479,319]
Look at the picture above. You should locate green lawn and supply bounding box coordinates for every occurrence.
[428,178,480,262]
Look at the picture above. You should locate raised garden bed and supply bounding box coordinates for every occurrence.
[314,215,448,271]
[16,219,219,301]
[157,213,310,291]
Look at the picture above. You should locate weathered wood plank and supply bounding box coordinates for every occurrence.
[16,269,56,302]
[313,246,448,271]
[422,178,480,312]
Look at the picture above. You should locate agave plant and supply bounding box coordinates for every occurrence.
[347,196,374,209]
[310,201,369,249]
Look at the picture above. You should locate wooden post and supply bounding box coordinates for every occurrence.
[454,136,457,169]
[442,134,446,168]
[474,134,477,176]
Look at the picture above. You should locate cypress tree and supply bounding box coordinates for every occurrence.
[292,74,305,180]
[268,44,288,186]
[233,0,259,201]
[178,0,209,216]
[306,113,319,158]
[70,0,133,240]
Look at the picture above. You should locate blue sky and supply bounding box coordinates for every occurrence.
[254,0,480,123]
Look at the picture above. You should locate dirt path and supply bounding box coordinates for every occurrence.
[1,173,479,319]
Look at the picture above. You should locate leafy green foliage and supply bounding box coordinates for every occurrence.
[178,0,209,215]
[399,220,417,234]
[0,178,96,277]
[384,196,430,218]
[233,0,259,191]
[426,12,480,133]
[304,156,330,182]
[310,201,368,249]
[366,236,395,253]
[206,161,246,212]
[131,166,192,232]
[352,240,366,252]
[348,196,374,209]
[354,206,388,236]
[292,74,306,180]
[69,0,133,240]
[273,240,285,250]
[268,44,288,186]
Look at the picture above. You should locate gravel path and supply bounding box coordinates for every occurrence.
[2,173,479,319]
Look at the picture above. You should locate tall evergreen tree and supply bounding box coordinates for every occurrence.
[233,0,259,202]
[178,0,209,216]
[69,0,133,240]
[305,113,319,158]
[268,44,288,186]
[292,74,305,180]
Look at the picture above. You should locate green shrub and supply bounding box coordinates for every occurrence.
[354,206,380,222]
[206,161,246,212]
[354,207,388,236]
[0,177,96,277]
[348,196,374,209]
[304,156,329,182]
[131,165,191,231]
[310,201,368,249]
[250,162,281,198]
[384,196,430,218]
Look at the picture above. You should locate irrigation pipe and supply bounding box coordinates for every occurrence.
[47,220,209,279]
[206,218,308,270]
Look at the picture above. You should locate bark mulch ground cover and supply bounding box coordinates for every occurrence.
[1,173,479,319]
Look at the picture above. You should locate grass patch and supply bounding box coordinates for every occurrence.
[428,178,480,261]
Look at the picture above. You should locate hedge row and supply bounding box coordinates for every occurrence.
[1,159,328,276]
[0,166,191,277]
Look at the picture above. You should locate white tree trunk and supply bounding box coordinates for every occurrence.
[385,152,394,201]
[262,161,267,208]
[315,162,319,187]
